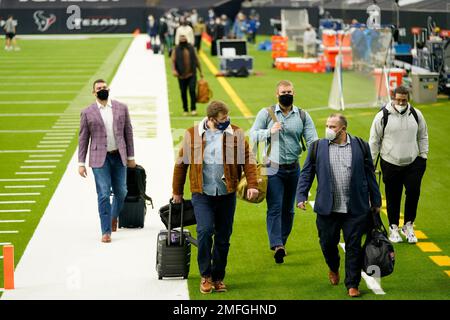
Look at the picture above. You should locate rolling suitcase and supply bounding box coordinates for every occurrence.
[156,201,192,279]
[118,165,153,229]
[119,195,145,228]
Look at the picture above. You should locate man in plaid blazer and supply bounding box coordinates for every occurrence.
[78,79,135,243]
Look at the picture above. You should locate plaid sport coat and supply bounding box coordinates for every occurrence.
[78,100,134,168]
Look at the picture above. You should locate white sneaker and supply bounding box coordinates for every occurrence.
[401,221,418,243]
[389,224,403,243]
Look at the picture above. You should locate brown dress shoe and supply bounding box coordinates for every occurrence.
[200,276,213,294]
[213,280,227,292]
[348,288,361,297]
[101,234,111,243]
[112,218,118,232]
[328,270,340,285]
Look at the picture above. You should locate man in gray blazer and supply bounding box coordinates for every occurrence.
[78,79,136,243]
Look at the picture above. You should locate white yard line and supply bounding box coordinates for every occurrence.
[0,91,79,94]
[20,166,56,169]
[0,193,40,196]
[0,131,72,133]
[0,150,65,153]
[0,113,78,117]
[0,220,26,223]
[51,127,78,130]
[0,101,71,104]
[37,145,69,148]
[15,172,53,175]
[0,178,49,181]
[0,201,36,204]
[0,76,88,79]
[339,243,386,295]
[45,133,76,135]
[29,155,63,158]
[0,82,85,86]
[5,186,45,189]
[24,160,60,163]
[0,210,31,213]
[42,137,74,140]
[0,231,19,234]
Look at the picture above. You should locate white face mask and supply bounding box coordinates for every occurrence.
[395,104,408,113]
[325,128,337,141]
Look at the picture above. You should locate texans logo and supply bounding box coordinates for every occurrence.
[33,11,56,32]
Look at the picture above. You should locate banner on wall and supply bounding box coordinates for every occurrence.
[0,0,146,9]
[0,8,143,33]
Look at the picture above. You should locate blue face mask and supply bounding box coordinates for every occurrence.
[215,117,230,131]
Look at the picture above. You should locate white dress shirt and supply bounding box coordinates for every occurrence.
[97,99,117,152]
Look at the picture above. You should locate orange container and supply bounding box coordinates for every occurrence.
[337,31,352,47]
[322,30,337,47]
[373,68,406,97]
[272,51,288,59]
[271,35,288,42]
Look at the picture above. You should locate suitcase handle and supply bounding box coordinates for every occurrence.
[167,200,185,246]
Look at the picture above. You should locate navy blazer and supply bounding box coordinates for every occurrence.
[296,135,382,216]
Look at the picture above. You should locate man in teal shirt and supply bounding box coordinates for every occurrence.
[250,80,318,263]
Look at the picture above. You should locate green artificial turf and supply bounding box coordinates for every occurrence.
[0,37,132,294]
[165,37,450,300]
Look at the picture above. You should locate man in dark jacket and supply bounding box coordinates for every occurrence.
[296,113,381,298]
[171,32,203,116]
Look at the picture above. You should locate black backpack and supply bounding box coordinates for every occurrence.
[126,165,154,208]
[363,210,395,277]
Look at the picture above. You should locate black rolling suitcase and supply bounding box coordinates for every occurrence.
[119,196,146,228]
[156,201,192,279]
[119,165,153,229]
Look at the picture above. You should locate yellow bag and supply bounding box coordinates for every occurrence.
[236,164,268,204]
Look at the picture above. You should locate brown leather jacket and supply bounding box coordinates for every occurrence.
[172,122,258,195]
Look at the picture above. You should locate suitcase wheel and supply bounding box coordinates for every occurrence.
[158,276,162,280]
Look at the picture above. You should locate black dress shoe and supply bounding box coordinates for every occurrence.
[274,247,286,264]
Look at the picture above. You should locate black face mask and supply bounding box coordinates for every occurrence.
[278,94,294,107]
[180,40,188,47]
[96,89,109,101]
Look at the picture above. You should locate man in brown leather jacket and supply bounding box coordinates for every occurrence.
[172,100,259,294]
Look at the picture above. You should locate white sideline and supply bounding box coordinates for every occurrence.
[1,35,188,300]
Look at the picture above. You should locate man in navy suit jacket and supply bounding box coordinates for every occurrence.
[296,114,381,298]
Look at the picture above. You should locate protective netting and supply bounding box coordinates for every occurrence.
[328,27,394,110]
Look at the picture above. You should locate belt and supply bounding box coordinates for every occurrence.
[270,161,299,170]
[107,149,119,154]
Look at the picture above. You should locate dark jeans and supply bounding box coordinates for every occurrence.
[178,75,197,112]
[316,212,369,289]
[194,35,202,51]
[92,152,127,235]
[265,164,300,249]
[191,192,236,281]
[381,156,426,226]
[211,39,217,56]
